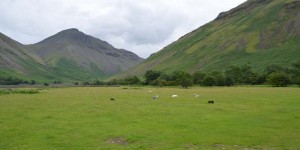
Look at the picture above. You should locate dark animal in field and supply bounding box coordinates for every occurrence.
[110,98,115,101]
[208,100,214,104]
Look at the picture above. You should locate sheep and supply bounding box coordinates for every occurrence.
[208,100,214,104]
[194,94,200,97]
[148,90,153,93]
[152,95,159,100]
[171,95,178,98]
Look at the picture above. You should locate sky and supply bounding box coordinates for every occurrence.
[0,0,246,58]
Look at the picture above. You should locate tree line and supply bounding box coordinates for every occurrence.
[93,62,300,88]
[0,77,36,85]
[1,62,299,87]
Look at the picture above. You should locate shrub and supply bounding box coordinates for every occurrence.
[193,71,206,85]
[224,76,235,86]
[31,80,36,85]
[202,75,215,86]
[267,72,291,87]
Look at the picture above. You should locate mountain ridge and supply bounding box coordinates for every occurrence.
[0,29,143,81]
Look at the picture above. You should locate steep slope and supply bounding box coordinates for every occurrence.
[0,32,54,80]
[31,28,143,79]
[119,0,300,77]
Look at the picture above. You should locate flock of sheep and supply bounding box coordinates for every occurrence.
[149,91,214,104]
[110,90,214,104]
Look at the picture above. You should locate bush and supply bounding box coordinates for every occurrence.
[44,83,49,86]
[202,75,215,86]
[144,70,161,85]
[267,72,291,87]
[83,81,90,85]
[31,80,36,85]
[224,76,235,86]
[0,89,39,95]
[193,71,206,85]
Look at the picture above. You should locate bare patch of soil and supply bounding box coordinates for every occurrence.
[106,137,128,145]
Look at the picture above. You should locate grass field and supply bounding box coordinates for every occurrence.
[0,87,299,149]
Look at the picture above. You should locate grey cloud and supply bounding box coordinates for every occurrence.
[0,0,246,58]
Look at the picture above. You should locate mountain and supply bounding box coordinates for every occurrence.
[0,32,54,81]
[30,28,143,80]
[0,29,143,81]
[118,0,300,78]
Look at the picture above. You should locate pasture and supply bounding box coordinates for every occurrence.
[0,87,299,149]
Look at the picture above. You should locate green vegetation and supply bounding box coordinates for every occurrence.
[0,87,299,149]
[0,76,33,85]
[109,63,300,88]
[118,0,300,78]
[0,88,40,95]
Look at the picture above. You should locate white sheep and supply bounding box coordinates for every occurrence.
[172,95,178,98]
[194,94,200,97]
[152,95,159,100]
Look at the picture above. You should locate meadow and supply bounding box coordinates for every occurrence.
[0,86,299,149]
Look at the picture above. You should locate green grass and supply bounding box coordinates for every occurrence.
[0,88,40,95]
[0,87,299,149]
[118,0,300,78]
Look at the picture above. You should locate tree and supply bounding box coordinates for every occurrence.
[225,65,242,84]
[202,75,215,86]
[153,77,167,87]
[144,70,161,85]
[210,71,224,86]
[265,64,286,76]
[267,72,291,87]
[107,79,118,85]
[224,75,235,86]
[83,81,90,85]
[193,71,206,85]
[94,80,105,85]
[124,76,141,85]
[178,72,193,88]
[31,80,36,85]
[290,61,300,85]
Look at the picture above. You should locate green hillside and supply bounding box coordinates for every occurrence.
[119,0,300,77]
[0,29,143,82]
[0,32,60,81]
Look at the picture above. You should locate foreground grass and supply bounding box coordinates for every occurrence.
[0,87,299,149]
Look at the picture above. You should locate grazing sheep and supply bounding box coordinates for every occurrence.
[208,100,214,104]
[110,98,115,101]
[152,95,159,100]
[148,90,153,93]
[171,95,178,98]
[194,94,200,97]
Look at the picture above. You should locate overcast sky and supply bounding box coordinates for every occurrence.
[0,0,246,58]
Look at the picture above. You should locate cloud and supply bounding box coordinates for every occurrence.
[0,0,246,58]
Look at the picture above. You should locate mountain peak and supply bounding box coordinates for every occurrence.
[59,28,81,34]
[37,28,92,46]
[65,28,79,31]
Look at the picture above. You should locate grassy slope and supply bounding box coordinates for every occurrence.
[1,29,143,82]
[0,87,299,149]
[118,0,300,78]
